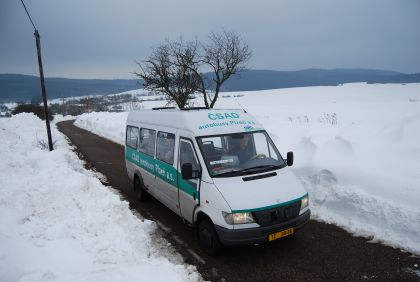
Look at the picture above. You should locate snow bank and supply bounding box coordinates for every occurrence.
[0,113,200,282]
[75,112,128,145]
[74,83,420,255]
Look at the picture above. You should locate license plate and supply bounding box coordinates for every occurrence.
[268,227,294,241]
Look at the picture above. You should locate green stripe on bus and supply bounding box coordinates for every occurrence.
[231,193,308,213]
[126,147,198,199]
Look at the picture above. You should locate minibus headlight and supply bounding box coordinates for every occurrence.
[222,212,255,225]
[300,195,309,210]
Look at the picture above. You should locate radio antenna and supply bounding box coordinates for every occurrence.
[234,97,247,113]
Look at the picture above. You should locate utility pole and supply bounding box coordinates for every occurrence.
[35,30,54,151]
[20,0,54,151]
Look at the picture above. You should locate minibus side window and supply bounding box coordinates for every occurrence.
[156,131,175,164]
[126,126,139,149]
[139,128,156,157]
[180,140,201,182]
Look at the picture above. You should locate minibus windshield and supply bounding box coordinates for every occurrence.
[197,131,286,177]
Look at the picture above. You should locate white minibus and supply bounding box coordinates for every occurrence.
[125,108,310,254]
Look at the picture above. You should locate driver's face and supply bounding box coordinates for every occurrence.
[240,136,249,149]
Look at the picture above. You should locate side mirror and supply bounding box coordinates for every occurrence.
[181,163,193,180]
[286,151,294,166]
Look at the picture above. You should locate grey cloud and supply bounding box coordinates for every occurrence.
[1,0,419,78]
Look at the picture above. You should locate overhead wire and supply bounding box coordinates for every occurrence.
[19,0,37,30]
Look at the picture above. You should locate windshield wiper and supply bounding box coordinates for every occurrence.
[239,165,282,174]
[213,165,283,177]
[212,169,243,177]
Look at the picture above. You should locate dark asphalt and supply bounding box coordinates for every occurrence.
[57,120,420,282]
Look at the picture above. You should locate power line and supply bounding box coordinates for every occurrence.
[19,0,37,30]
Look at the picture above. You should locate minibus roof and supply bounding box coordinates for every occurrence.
[127,108,265,136]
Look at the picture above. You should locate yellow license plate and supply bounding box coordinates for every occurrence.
[268,228,294,241]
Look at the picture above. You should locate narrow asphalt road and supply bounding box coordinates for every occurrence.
[57,120,420,282]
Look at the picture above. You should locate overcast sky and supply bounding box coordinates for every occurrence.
[1,0,419,79]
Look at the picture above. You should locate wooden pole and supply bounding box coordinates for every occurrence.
[34,30,53,151]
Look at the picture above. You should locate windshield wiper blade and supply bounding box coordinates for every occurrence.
[213,165,282,177]
[239,165,281,173]
[212,169,243,177]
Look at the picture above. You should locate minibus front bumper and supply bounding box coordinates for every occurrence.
[214,209,310,246]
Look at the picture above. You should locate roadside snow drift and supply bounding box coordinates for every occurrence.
[0,113,200,282]
[75,83,420,255]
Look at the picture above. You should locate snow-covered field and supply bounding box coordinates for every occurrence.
[75,83,420,255]
[0,113,200,282]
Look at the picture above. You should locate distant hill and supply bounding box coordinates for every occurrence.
[219,69,420,91]
[1,69,420,102]
[0,74,140,103]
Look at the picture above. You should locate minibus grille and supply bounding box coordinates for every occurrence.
[252,201,301,227]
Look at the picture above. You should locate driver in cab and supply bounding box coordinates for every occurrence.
[229,134,254,163]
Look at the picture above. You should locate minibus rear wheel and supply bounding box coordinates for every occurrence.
[134,176,148,202]
[198,219,222,256]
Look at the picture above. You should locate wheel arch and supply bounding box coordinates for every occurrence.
[195,211,213,227]
[133,171,143,191]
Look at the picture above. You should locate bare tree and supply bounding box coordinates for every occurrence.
[135,30,251,109]
[135,39,201,109]
[201,30,251,108]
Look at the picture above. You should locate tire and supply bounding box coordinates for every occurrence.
[134,176,148,202]
[198,219,223,256]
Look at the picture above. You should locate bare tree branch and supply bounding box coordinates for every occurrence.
[201,30,251,108]
[134,30,251,109]
[134,39,201,108]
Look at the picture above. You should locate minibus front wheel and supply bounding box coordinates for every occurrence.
[198,218,222,256]
[134,175,148,202]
